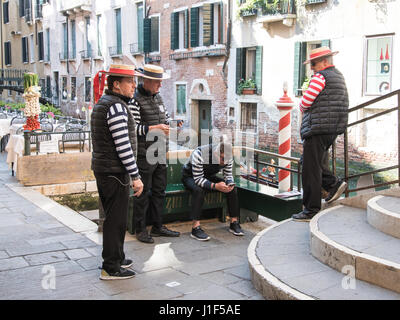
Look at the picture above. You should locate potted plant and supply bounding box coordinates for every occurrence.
[238,78,257,94]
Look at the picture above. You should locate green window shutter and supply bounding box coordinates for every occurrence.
[177,85,186,115]
[137,4,144,52]
[184,9,189,49]
[115,9,122,54]
[71,20,76,58]
[255,46,263,95]
[203,3,214,46]
[293,42,301,96]
[63,23,68,59]
[236,48,244,94]
[170,12,179,50]
[321,39,330,48]
[151,16,159,52]
[143,17,151,53]
[190,7,199,48]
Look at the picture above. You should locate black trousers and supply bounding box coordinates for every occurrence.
[182,175,240,221]
[134,157,166,233]
[95,172,130,273]
[302,134,338,213]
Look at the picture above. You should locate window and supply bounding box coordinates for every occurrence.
[46,76,51,98]
[45,28,50,61]
[85,77,91,102]
[236,46,263,95]
[115,8,122,55]
[62,23,67,59]
[176,84,187,116]
[144,15,159,53]
[71,77,76,101]
[364,35,393,95]
[30,34,35,62]
[19,0,25,17]
[70,20,76,59]
[293,39,330,96]
[171,9,188,50]
[136,3,144,53]
[96,15,103,56]
[240,103,257,132]
[191,2,224,48]
[62,76,68,100]
[38,31,44,61]
[22,37,29,63]
[4,41,11,65]
[3,2,9,24]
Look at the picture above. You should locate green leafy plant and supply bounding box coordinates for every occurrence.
[301,77,310,92]
[40,103,62,115]
[238,78,257,94]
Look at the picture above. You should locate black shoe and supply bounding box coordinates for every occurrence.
[292,211,318,222]
[150,226,180,237]
[120,259,133,269]
[136,231,154,244]
[191,226,210,241]
[325,180,347,204]
[229,221,244,236]
[100,268,135,281]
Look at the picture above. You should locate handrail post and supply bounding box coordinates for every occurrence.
[23,130,31,156]
[344,130,349,197]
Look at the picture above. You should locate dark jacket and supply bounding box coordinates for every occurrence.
[91,90,137,173]
[300,66,349,140]
[134,84,168,159]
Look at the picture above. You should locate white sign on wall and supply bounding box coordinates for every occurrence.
[40,140,59,154]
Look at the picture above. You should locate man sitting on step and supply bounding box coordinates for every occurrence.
[181,138,244,241]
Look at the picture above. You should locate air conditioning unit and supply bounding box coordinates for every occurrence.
[11,30,22,36]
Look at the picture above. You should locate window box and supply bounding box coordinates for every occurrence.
[242,88,256,95]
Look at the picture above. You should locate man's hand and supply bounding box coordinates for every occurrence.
[132,179,144,197]
[214,182,233,193]
[149,124,170,135]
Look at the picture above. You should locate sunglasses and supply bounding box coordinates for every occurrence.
[311,61,317,67]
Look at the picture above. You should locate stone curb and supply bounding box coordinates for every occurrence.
[310,205,400,294]
[247,219,314,300]
[367,195,400,239]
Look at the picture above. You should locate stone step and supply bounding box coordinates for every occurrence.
[367,196,400,239]
[310,205,400,293]
[248,219,400,300]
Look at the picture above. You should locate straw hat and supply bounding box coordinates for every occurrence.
[137,64,170,80]
[303,46,339,65]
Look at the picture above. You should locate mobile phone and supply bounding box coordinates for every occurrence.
[227,182,236,186]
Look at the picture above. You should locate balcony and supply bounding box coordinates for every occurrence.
[257,0,297,27]
[109,46,123,58]
[169,47,227,60]
[80,50,93,60]
[25,8,33,24]
[59,51,77,61]
[60,0,92,15]
[145,55,161,64]
[130,43,143,55]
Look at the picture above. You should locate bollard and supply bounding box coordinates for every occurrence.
[275,83,294,193]
[23,130,31,156]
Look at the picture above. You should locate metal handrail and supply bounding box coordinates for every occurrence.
[343,89,400,197]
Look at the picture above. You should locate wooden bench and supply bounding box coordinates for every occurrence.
[127,150,227,235]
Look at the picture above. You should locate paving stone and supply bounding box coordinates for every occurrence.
[0,250,9,259]
[111,285,183,300]
[85,246,102,257]
[24,251,68,266]
[0,257,29,271]
[6,242,67,257]
[174,283,244,300]
[27,234,85,246]
[227,279,262,298]
[61,238,99,249]
[64,249,93,260]
[199,270,242,286]
[224,264,252,281]
[76,256,102,271]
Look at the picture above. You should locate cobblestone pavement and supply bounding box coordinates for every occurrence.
[0,152,269,300]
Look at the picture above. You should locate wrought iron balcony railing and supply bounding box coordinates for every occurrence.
[261,0,296,15]
[145,55,161,63]
[109,46,123,57]
[130,43,143,55]
[170,48,227,60]
[80,50,93,60]
[59,51,77,61]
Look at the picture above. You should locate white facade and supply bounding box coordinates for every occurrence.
[228,0,400,155]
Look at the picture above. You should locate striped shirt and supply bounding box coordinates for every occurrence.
[300,73,326,113]
[191,148,234,190]
[106,103,140,179]
[128,98,171,136]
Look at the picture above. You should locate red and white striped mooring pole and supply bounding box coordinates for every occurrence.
[275,83,294,193]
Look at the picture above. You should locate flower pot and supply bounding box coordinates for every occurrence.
[242,88,256,95]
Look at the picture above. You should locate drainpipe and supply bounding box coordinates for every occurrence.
[222,0,232,88]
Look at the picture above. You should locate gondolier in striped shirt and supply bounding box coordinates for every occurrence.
[181,138,244,241]
[292,47,349,222]
[91,64,144,280]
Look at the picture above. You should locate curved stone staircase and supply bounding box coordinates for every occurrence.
[248,189,400,300]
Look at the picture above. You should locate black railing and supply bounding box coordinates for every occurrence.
[262,0,296,15]
[80,50,93,59]
[109,46,122,56]
[145,55,161,63]
[170,48,227,60]
[130,43,143,55]
[341,89,400,196]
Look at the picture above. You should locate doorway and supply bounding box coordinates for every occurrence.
[198,100,212,146]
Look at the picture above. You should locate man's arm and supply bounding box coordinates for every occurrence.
[192,149,214,191]
[223,160,234,185]
[107,103,140,180]
[299,73,326,113]
[128,99,148,137]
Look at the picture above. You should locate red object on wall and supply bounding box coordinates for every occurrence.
[380,48,384,60]
[385,44,389,60]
